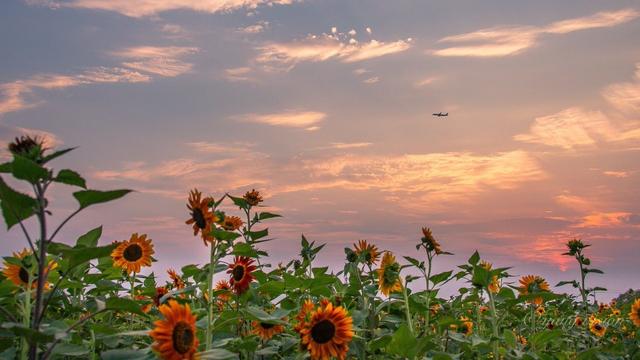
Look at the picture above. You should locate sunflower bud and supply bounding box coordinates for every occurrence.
[566,238,585,255]
[8,136,45,163]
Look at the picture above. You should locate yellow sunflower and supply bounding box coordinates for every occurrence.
[111,233,154,274]
[630,298,640,327]
[458,318,473,336]
[518,275,550,305]
[536,306,545,316]
[149,300,199,360]
[185,189,217,245]
[243,189,263,206]
[252,320,285,340]
[167,269,185,290]
[2,248,57,290]
[517,335,527,346]
[589,316,606,337]
[376,252,402,296]
[221,215,243,231]
[575,316,583,327]
[421,227,443,254]
[480,262,500,293]
[353,240,380,265]
[299,302,354,360]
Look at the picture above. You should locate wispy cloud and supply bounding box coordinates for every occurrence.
[432,9,639,57]
[30,0,299,18]
[515,62,640,149]
[256,29,412,70]
[224,67,254,82]
[111,46,198,77]
[238,21,270,34]
[234,110,327,129]
[0,46,197,117]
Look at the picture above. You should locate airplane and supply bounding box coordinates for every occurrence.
[432,112,448,117]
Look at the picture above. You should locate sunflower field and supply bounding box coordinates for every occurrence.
[0,138,639,360]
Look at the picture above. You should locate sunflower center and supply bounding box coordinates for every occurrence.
[311,319,336,344]
[595,324,602,331]
[123,244,143,262]
[232,265,245,281]
[260,322,275,329]
[18,267,30,283]
[172,321,194,354]
[192,208,207,229]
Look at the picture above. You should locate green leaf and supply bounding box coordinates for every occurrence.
[212,228,241,241]
[11,155,49,184]
[198,348,238,360]
[247,228,268,241]
[227,194,249,210]
[100,349,152,360]
[62,243,116,270]
[430,270,453,285]
[244,306,289,324]
[52,343,90,357]
[105,297,147,316]
[0,176,37,229]
[0,162,12,173]
[73,189,132,209]
[257,212,281,221]
[468,250,480,265]
[76,226,102,248]
[530,329,562,349]
[54,169,86,188]
[41,147,76,164]
[386,324,421,358]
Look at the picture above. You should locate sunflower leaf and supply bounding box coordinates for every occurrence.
[73,189,132,209]
[0,176,37,229]
[54,169,86,188]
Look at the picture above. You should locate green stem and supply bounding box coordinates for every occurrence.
[423,252,433,331]
[401,280,414,335]
[206,243,218,351]
[21,270,33,360]
[488,291,499,357]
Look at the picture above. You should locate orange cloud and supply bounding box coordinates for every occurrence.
[235,110,327,128]
[432,9,639,57]
[111,46,198,77]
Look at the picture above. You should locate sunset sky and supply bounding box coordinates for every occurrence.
[1,0,639,299]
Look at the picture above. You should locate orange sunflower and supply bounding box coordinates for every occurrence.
[252,320,285,340]
[243,189,263,206]
[149,300,199,360]
[536,306,545,316]
[167,269,185,290]
[185,189,217,245]
[518,275,550,305]
[376,252,402,296]
[111,233,154,274]
[2,248,57,290]
[227,256,257,295]
[589,316,606,337]
[458,318,473,336]
[353,240,380,265]
[630,298,640,327]
[480,261,500,294]
[298,302,354,360]
[295,299,316,333]
[575,316,583,327]
[421,227,443,255]
[221,215,243,231]
[154,286,170,307]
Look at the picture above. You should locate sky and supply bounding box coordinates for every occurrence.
[1,0,639,300]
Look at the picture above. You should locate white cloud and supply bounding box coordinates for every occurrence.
[432,9,639,57]
[238,21,269,34]
[31,0,299,18]
[111,46,198,77]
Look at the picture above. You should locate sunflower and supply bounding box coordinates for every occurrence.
[8,135,45,162]
[421,227,443,254]
[517,335,527,346]
[221,215,243,231]
[430,303,442,316]
[536,306,545,316]
[167,269,185,290]
[299,302,354,360]
[630,298,640,327]
[150,300,199,360]
[154,286,170,307]
[111,233,154,274]
[252,320,285,340]
[479,305,489,314]
[185,189,217,245]
[135,295,153,313]
[227,256,256,295]
[575,316,583,327]
[243,189,263,206]
[376,252,402,296]
[518,275,550,305]
[2,248,56,290]
[611,308,621,316]
[295,299,316,333]
[353,240,380,265]
[589,316,606,337]
[458,318,473,336]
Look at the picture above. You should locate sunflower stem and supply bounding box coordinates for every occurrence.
[206,242,217,351]
[423,251,433,331]
[488,290,499,357]
[401,279,414,335]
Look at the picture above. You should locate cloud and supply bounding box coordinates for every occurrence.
[0,67,151,116]
[327,142,372,150]
[235,110,327,128]
[432,9,639,57]
[31,0,299,18]
[0,46,197,117]
[515,62,640,149]
[363,77,379,84]
[255,30,412,70]
[603,170,629,178]
[414,76,438,88]
[111,46,198,77]
[224,67,254,82]
[238,21,269,34]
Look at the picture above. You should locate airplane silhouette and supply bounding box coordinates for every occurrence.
[432,112,448,117]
